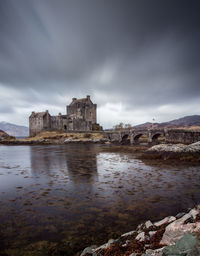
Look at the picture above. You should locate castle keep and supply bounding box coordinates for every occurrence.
[29,96,100,136]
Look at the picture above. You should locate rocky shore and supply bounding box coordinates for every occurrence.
[142,142,200,162]
[80,206,200,256]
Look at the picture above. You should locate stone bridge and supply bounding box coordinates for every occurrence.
[105,129,200,145]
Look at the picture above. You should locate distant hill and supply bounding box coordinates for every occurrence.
[134,115,200,129]
[133,122,155,129]
[0,129,9,136]
[0,122,29,137]
[160,115,200,128]
[0,129,11,140]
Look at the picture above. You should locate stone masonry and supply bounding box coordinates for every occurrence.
[29,96,101,136]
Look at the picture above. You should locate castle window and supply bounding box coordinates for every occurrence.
[64,125,67,130]
[90,112,92,117]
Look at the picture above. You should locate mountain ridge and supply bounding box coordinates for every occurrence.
[0,122,29,137]
[134,115,200,129]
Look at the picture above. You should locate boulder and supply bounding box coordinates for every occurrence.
[162,232,200,256]
[161,216,200,245]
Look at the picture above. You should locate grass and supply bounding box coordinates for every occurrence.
[24,131,106,141]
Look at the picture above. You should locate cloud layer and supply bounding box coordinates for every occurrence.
[0,0,200,127]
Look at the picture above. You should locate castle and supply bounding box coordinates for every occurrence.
[29,96,101,136]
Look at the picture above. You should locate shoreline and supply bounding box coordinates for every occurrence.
[80,205,200,256]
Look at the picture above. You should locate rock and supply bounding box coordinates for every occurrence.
[149,231,157,238]
[147,144,187,153]
[64,138,73,143]
[145,220,153,229]
[135,232,145,242]
[176,212,186,218]
[178,213,194,223]
[189,208,199,219]
[122,240,130,247]
[160,218,200,245]
[105,141,111,144]
[154,216,175,227]
[186,141,200,153]
[162,232,200,256]
[136,223,144,232]
[81,245,97,256]
[154,217,169,227]
[168,216,176,223]
[94,239,116,251]
[145,247,164,256]
[147,141,200,153]
[121,230,136,237]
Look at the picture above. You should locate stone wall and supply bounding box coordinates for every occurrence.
[105,132,122,142]
[67,96,96,125]
[51,115,65,131]
[165,129,200,144]
[72,119,92,131]
[29,111,51,137]
[29,117,43,137]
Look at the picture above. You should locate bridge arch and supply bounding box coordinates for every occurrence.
[121,134,130,144]
[151,132,165,143]
[132,133,149,144]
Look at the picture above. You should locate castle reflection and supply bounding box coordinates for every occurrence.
[30,144,98,184]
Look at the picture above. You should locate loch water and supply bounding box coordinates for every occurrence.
[0,144,200,253]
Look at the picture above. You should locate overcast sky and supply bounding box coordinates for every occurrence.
[0,0,200,128]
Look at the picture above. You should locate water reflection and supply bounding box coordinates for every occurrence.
[0,144,200,255]
[30,144,98,184]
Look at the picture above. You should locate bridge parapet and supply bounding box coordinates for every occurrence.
[105,128,200,144]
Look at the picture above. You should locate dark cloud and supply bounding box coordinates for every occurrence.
[0,0,200,127]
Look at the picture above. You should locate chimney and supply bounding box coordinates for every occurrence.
[87,95,90,100]
[46,110,49,113]
[72,97,77,101]
[59,112,62,116]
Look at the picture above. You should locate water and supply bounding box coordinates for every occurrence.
[0,144,200,254]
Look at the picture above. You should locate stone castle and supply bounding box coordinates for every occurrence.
[29,96,101,136]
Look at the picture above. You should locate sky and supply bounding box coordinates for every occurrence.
[0,0,200,128]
